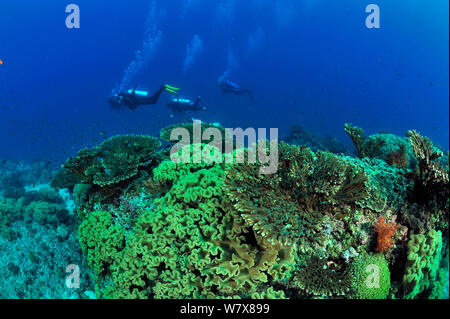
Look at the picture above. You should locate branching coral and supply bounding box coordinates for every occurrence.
[344,123,368,157]
[344,124,417,170]
[407,130,449,230]
[344,123,388,159]
[409,130,449,187]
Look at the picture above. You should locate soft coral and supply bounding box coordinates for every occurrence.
[374,216,399,252]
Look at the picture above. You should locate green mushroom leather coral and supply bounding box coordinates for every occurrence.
[84,147,294,299]
[78,210,126,276]
[402,229,443,299]
[350,253,391,299]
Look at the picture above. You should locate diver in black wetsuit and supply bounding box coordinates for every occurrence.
[220,79,254,100]
[166,96,205,117]
[109,84,180,111]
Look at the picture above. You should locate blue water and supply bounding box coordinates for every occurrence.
[0,0,448,163]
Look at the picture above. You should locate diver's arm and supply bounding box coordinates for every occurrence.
[193,96,202,108]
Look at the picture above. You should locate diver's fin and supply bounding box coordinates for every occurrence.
[165,88,178,95]
[164,84,180,91]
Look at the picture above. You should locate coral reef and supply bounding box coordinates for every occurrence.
[0,187,73,239]
[46,123,449,300]
[0,160,95,298]
[77,145,295,298]
[0,160,53,193]
[0,219,93,298]
[61,135,162,187]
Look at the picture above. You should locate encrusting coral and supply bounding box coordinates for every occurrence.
[0,187,71,240]
[402,229,443,299]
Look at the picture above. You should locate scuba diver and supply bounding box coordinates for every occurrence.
[219,79,254,100]
[166,96,205,117]
[108,84,180,111]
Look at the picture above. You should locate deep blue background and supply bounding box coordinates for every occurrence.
[0,0,448,163]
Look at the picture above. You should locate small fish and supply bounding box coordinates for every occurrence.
[100,131,106,135]
[0,58,3,65]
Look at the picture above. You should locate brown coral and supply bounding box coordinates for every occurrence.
[385,144,408,169]
[406,130,449,231]
[224,143,370,247]
[290,256,352,297]
[344,123,367,157]
[344,123,385,158]
[408,130,448,187]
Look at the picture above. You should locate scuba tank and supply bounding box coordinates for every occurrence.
[127,89,148,97]
[168,97,192,106]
